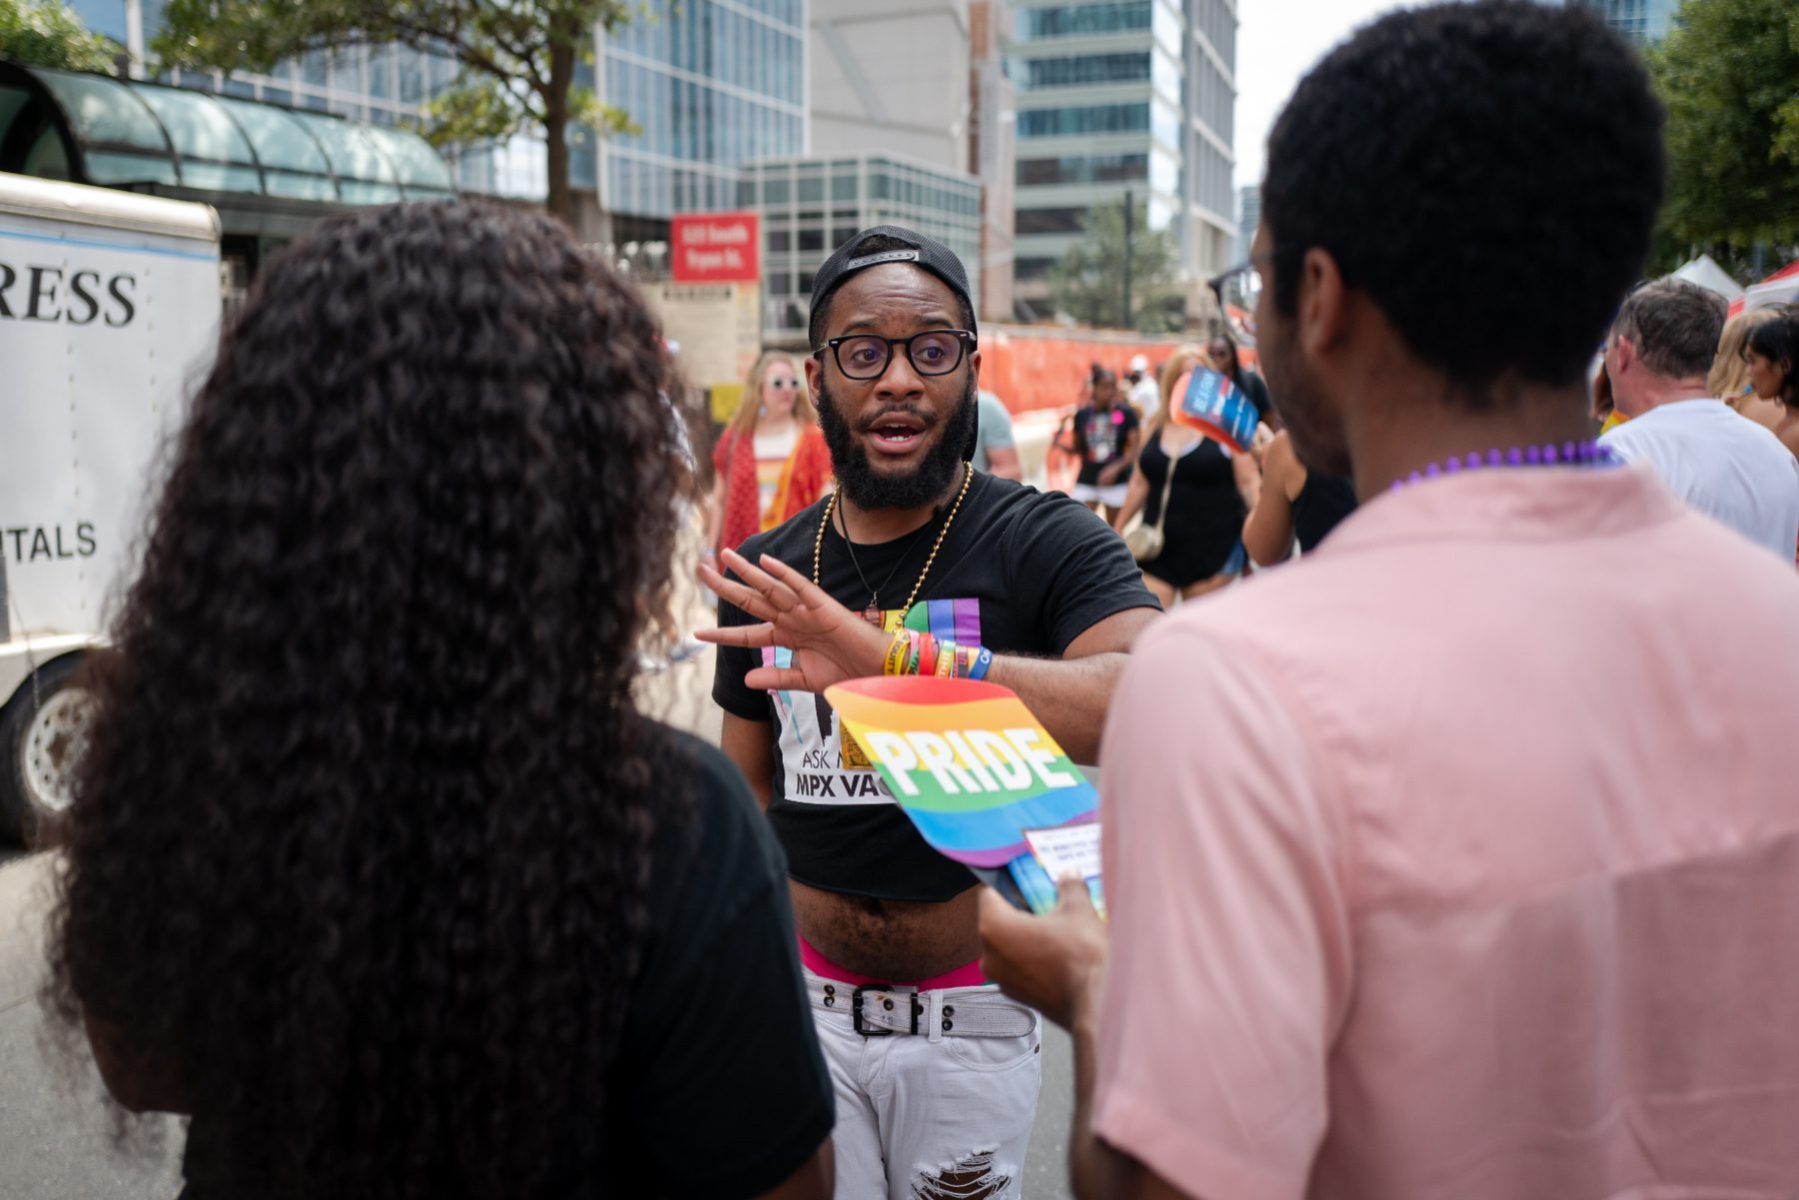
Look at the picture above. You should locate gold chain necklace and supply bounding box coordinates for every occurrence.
[813,463,974,617]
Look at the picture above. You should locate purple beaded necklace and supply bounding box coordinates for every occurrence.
[1390,439,1621,492]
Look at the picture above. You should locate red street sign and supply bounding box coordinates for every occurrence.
[670,212,761,283]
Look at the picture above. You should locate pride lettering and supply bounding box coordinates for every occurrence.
[861,727,1080,798]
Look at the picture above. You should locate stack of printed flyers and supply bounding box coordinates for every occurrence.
[823,676,1104,916]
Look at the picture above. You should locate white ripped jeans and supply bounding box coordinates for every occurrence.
[805,967,1043,1200]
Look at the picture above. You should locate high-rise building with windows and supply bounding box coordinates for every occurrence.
[746,153,983,344]
[66,0,558,199]
[1569,0,1676,42]
[1234,183,1258,263]
[809,0,970,171]
[801,0,1013,322]
[1009,0,1236,322]
[970,0,1019,323]
[597,1,807,242]
[64,1,807,240]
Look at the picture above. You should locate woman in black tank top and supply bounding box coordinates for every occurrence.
[1114,347,1264,606]
[1243,429,1359,565]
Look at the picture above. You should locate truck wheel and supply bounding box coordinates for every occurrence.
[1,654,91,849]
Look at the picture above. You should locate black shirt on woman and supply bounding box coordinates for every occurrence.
[178,730,833,1200]
[1133,433,1247,587]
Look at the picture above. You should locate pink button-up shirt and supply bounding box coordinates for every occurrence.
[1095,465,1799,1200]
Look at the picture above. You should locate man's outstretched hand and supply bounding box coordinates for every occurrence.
[978,875,1109,1031]
[696,548,889,694]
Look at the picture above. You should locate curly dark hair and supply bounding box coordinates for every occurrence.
[47,201,697,1199]
[1262,0,1665,392]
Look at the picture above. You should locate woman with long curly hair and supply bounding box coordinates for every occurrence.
[47,203,833,1200]
[708,350,832,555]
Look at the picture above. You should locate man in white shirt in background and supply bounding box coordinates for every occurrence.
[1126,354,1160,424]
[1602,278,1799,558]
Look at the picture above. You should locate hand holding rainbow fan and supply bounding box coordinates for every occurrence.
[823,676,1103,915]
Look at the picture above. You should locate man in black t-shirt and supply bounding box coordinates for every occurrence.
[700,226,1159,1199]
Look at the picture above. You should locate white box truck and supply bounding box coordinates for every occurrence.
[1,172,221,845]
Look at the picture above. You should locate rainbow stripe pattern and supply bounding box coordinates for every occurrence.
[823,676,1098,869]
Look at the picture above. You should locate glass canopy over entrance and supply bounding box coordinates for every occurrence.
[0,62,455,238]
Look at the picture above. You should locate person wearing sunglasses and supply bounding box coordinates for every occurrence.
[701,225,1158,1200]
[711,350,834,555]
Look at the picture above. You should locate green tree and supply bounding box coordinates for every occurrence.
[153,1,638,224]
[0,0,119,73]
[1048,199,1185,333]
[1648,0,1799,273]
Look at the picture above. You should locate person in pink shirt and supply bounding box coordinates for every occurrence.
[979,4,1799,1199]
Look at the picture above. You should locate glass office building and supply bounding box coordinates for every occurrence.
[745,153,983,345]
[1570,0,1676,42]
[599,1,807,239]
[1009,0,1236,319]
[64,0,554,197]
[1234,183,1258,263]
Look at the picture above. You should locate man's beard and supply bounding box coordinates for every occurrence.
[815,376,979,511]
[1260,321,1353,478]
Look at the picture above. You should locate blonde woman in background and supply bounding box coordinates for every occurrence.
[709,351,832,555]
[1114,345,1261,606]
[1710,308,1787,435]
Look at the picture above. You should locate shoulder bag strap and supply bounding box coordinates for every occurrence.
[1150,436,1178,535]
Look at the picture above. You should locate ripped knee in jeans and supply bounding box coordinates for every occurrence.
[911,1149,1014,1199]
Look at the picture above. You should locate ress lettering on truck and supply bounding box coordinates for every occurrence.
[0,261,137,326]
[4,525,97,563]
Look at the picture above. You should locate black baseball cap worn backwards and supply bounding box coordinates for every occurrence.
[809,225,977,340]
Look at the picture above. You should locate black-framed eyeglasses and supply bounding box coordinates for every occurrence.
[813,329,976,381]
[1207,247,1285,312]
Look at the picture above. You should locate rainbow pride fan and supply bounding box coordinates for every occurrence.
[824,676,1103,915]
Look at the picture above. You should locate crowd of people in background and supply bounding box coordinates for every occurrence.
[35,3,1799,1200]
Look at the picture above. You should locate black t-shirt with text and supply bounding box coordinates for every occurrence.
[1070,403,1141,486]
[713,472,1159,903]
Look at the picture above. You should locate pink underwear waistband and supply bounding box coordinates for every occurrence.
[799,935,987,991]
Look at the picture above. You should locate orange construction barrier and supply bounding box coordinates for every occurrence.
[976,325,1186,415]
